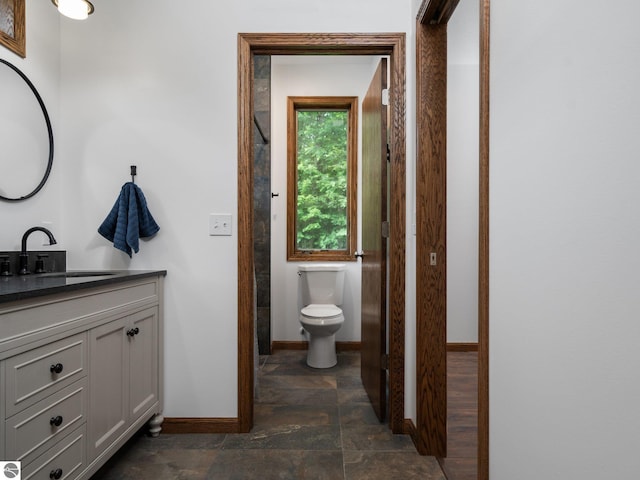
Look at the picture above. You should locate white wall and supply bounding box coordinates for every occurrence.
[447,0,479,343]
[270,56,383,343]
[491,1,640,478]
[1,2,61,251]
[53,0,415,419]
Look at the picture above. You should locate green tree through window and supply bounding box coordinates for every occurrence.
[296,110,348,250]
[287,96,357,261]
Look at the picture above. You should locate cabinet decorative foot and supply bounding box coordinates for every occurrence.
[148,413,164,437]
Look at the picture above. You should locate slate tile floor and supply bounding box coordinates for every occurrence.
[92,350,445,479]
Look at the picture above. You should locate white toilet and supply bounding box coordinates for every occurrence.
[298,264,346,368]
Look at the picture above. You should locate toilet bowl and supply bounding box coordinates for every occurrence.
[299,304,345,368]
[298,264,346,369]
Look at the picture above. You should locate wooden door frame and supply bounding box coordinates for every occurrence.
[478,3,490,479]
[416,1,490,479]
[416,6,448,459]
[237,32,406,434]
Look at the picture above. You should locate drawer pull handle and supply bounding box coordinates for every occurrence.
[126,327,140,337]
[50,363,64,374]
[50,468,63,479]
[50,415,64,427]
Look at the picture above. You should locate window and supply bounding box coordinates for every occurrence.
[287,96,358,261]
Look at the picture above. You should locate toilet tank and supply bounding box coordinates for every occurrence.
[298,264,346,306]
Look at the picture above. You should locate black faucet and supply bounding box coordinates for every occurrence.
[19,227,57,275]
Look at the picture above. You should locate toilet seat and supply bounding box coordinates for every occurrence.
[300,304,343,320]
[298,304,344,368]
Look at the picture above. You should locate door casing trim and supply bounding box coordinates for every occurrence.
[237,32,406,433]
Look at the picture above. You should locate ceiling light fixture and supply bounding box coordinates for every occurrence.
[51,0,94,20]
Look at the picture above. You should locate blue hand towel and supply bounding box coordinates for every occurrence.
[98,182,160,257]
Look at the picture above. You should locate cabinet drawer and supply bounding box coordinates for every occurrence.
[22,425,85,480]
[6,379,87,462]
[5,333,87,417]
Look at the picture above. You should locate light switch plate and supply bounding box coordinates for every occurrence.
[209,214,232,236]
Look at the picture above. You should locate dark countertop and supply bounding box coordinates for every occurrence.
[0,270,167,305]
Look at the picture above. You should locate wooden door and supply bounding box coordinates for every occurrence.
[361,58,388,422]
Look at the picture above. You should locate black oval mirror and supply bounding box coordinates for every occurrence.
[0,58,54,202]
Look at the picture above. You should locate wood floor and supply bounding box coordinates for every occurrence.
[440,351,478,480]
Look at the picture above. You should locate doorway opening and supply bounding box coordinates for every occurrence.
[263,54,390,423]
[415,1,490,479]
[237,33,407,435]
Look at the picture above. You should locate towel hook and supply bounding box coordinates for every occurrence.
[130,165,137,183]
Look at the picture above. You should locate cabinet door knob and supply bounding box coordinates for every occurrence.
[49,468,63,479]
[50,415,63,427]
[50,363,64,374]
[127,327,140,337]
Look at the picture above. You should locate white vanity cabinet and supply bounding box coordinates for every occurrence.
[0,272,164,480]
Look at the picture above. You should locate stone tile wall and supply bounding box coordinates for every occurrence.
[253,55,271,355]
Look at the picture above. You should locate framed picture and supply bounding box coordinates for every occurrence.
[0,0,25,58]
